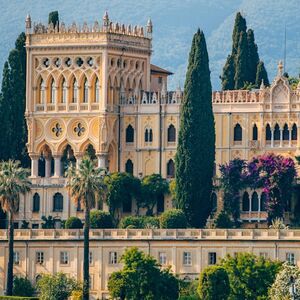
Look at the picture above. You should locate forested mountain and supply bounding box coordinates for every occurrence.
[0,0,299,89]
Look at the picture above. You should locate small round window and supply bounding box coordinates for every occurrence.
[43,58,50,68]
[76,57,84,67]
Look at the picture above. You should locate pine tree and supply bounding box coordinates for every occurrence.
[247,29,259,84]
[175,29,215,228]
[234,31,249,89]
[48,11,59,28]
[256,60,270,87]
[221,55,235,90]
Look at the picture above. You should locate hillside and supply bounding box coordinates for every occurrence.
[0,0,299,89]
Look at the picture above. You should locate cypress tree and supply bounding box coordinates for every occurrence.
[234,31,249,89]
[221,55,235,90]
[247,29,260,84]
[232,12,247,55]
[175,29,215,228]
[256,60,270,87]
[48,11,59,28]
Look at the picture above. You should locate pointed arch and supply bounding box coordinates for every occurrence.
[125,159,134,175]
[79,139,97,154]
[283,123,289,140]
[167,159,175,178]
[274,123,280,140]
[37,76,45,104]
[125,124,134,143]
[233,123,242,141]
[292,123,297,140]
[69,76,78,103]
[32,193,40,212]
[261,192,267,211]
[266,124,271,141]
[242,192,250,211]
[57,75,67,104]
[53,192,63,212]
[251,191,259,212]
[167,124,176,142]
[82,76,88,103]
[252,124,258,141]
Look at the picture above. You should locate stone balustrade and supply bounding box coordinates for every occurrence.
[1,228,300,241]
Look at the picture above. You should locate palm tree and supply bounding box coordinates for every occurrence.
[0,160,30,295]
[66,157,105,300]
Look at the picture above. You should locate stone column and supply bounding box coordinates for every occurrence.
[53,155,62,177]
[45,157,52,178]
[97,153,108,169]
[280,129,283,147]
[271,129,274,148]
[289,129,292,147]
[75,154,83,169]
[30,155,39,178]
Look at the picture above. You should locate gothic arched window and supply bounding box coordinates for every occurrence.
[149,129,153,142]
[261,192,267,211]
[95,78,100,103]
[283,123,289,140]
[83,78,88,103]
[53,193,63,212]
[32,193,40,212]
[292,123,297,140]
[125,159,133,175]
[167,159,175,178]
[274,123,280,140]
[242,192,250,211]
[252,124,258,141]
[62,79,67,103]
[145,128,153,142]
[234,123,242,141]
[266,124,271,141]
[251,192,259,212]
[39,79,45,104]
[72,78,78,103]
[167,124,176,142]
[126,125,134,143]
[50,78,55,104]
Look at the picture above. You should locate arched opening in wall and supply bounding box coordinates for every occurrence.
[61,145,76,176]
[0,204,7,229]
[157,194,165,214]
[84,144,97,161]
[242,192,250,211]
[233,123,242,141]
[274,123,280,140]
[125,159,133,175]
[266,124,271,140]
[50,77,55,104]
[210,192,217,214]
[60,77,67,104]
[71,77,78,103]
[38,77,45,104]
[283,123,289,140]
[108,143,117,173]
[32,193,40,212]
[167,159,175,178]
[292,123,297,140]
[252,124,258,141]
[53,192,63,212]
[82,77,88,103]
[144,128,149,142]
[125,125,134,143]
[39,145,53,177]
[167,124,176,142]
[94,77,100,103]
[251,192,259,212]
[260,193,267,211]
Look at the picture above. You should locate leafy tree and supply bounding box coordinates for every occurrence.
[160,209,187,229]
[48,11,59,28]
[105,172,141,220]
[37,272,81,300]
[119,215,159,229]
[220,252,281,300]
[108,247,179,300]
[41,215,56,229]
[256,60,270,87]
[175,29,215,228]
[141,174,169,215]
[65,216,83,229]
[221,55,235,90]
[0,160,30,295]
[66,158,105,300]
[90,210,114,229]
[13,276,35,297]
[234,31,249,89]
[213,211,234,229]
[179,280,200,300]
[247,29,260,84]
[198,265,230,300]
[269,263,300,300]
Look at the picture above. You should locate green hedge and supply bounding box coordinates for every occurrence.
[119,216,159,229]
[160,209,188,229]
[0,297,39,300]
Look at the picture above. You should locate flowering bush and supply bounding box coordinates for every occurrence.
[219,154,296,224]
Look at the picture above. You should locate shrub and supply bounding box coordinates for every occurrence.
[12,276,35,297]
[213,211,234,228]
[179,280,200,300]
[160,209,187,229]
[0,297,38,300]
[198,265,230,300]
[119,216,159,229]
[90,211,114,229]
[65,217,83,229]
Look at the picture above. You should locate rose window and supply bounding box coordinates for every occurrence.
[74,123,85,137]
